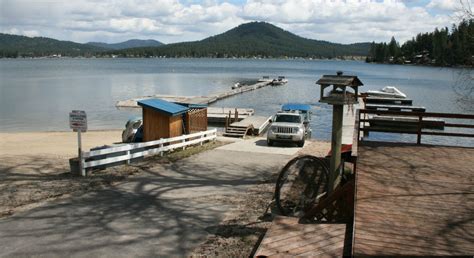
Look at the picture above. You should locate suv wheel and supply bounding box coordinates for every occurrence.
[297,139,305,147]
[267,139,274,146]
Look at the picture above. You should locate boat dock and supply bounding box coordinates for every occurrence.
[116,81,273,125]
[207,107,254,124]
[227,115,272,136]
[365,104,426,112]
[364,96,413,105]
[116,81,273,108]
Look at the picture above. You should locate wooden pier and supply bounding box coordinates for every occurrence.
[116,81,272,108]
[116,81,272,125]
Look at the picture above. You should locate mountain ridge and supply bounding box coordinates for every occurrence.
[0,22,370,58]
[112,22,370,58]
[87,39,163,50]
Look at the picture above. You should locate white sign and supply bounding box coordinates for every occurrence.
[69,110,87,132]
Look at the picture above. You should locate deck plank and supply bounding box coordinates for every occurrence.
[353,142,474,256]
[255,217,346,257]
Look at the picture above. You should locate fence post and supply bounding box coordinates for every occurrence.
[200,133,204,146]
[182,139,186,150]
[159,140,164,157]
[80,150,86,177]
[417,115,422,145]
[126,150,131,165]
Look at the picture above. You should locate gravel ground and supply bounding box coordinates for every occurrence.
[0,141,226,218]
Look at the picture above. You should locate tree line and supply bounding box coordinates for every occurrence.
[366,19,473,67]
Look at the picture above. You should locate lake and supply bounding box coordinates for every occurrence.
[0,58,472,146]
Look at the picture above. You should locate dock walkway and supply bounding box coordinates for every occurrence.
[116,81,272,108]
[230,115,271,135]
[353,141,474,256]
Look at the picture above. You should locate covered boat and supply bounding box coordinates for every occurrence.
[367,86,407,98]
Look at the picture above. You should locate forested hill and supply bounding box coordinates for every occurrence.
[87,39,163,50]
[366,19,473,67]
[0,33,104,57]
[111,22,370,58]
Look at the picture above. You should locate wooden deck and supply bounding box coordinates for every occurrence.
[231,115,271,135]
[255,216,346,257]
[353,142,474,256]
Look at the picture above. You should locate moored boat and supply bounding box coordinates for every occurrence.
[272,76,288,85]
[367,86,407,98]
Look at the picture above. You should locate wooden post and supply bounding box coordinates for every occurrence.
[234,108,238,122]
[159,141,164,157]
[417,115,422,144]
[182,139,186,150]
[356,109,361,142]
[329,105,343,194]
[78,130,86,177]
[200,133,204,146]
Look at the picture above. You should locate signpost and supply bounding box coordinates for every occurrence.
[69,110,87,176]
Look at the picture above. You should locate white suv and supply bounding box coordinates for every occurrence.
[267,112,306,147]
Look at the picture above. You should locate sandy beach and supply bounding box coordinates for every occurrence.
[0,130,127,216]
[0,130,123,158]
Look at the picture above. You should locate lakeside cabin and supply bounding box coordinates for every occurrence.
[137,99,207,141]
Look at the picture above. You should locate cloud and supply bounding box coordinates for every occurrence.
[427,0,458,11]
[0,0,460,44]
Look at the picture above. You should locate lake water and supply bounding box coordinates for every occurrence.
[0,58,472,146]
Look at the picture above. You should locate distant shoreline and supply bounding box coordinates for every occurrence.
[0,56,367,61]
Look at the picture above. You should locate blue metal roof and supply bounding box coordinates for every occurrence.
[137,98,188,116]
[174,102,208,109]
[282,103,312,112]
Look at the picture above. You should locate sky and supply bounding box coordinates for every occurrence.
[0,0,471,45]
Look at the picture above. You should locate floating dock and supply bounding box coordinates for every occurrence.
[207,107,254,124]
[364,97,413,105]
[223,115,272,137]
[365,104,426,112]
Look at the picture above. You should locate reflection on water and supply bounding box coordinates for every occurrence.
[0,58,472,146]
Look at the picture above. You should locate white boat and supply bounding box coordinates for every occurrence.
[271,76,288,85]
[366,86,407,98]
[231,82,242,89]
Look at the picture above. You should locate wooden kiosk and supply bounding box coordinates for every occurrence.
[137,99,189,142]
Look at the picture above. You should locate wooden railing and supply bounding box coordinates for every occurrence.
[357,109,474,144]
[79,129,217,176]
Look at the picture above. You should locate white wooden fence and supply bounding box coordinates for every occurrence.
[79,129,217,176]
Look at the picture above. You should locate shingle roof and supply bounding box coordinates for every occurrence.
[137,98,188,116]
[316,75,364,87]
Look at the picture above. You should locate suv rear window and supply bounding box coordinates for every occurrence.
[275,115,301,123]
